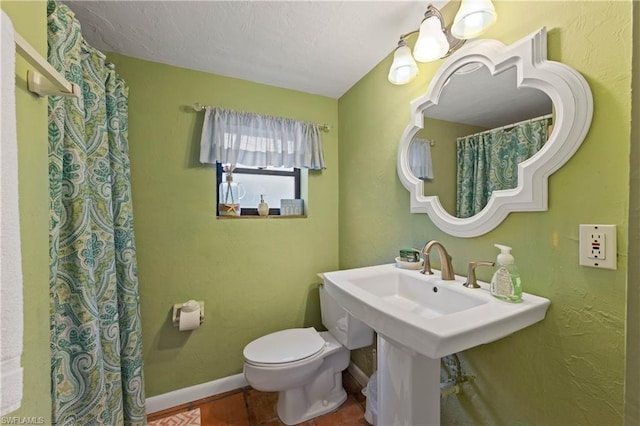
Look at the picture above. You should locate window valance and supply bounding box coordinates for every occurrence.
[199,107,326,170]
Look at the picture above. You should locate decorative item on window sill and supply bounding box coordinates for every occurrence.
[281,199,304,216]
[258,194,269,216]
[388,0,497,85]
[218,165,245,216]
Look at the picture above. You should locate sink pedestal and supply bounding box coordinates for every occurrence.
[377,335,440,426]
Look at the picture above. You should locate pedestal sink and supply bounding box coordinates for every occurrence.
[322,263,550,426]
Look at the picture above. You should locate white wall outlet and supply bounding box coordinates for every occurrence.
[579,224,617,270]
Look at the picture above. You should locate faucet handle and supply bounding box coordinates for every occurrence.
[463,261,495,288]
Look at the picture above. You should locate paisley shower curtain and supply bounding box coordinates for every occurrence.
[47,1,145,424]
[456,118,550,218]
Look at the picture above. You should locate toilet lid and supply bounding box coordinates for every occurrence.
[243,327,325,364]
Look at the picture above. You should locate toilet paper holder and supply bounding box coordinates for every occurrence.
[172,300,205,327]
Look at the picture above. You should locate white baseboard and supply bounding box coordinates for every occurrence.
[348,361,371,388]
[146,373,248,414]
[146,362,370,414]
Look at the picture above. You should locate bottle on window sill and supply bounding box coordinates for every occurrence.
[219,167,245,216]
[258,194,269,216]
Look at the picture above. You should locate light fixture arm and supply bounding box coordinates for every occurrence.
[443,31,466,58]
[398,29,420,42]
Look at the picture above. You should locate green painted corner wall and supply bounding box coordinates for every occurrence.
[105,53,339,397]
[338,1,632,425]
[625,3,639,425]
[0,0,51,421]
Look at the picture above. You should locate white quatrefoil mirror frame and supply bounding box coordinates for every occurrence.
[397,27,593,238]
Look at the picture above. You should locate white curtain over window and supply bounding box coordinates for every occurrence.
[409,138,434,180]
[199,107,326,169]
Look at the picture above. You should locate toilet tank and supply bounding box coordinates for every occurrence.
[319,284,374,350]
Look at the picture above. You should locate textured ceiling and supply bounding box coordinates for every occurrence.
[62,1,551,126]
[63,0,444,99]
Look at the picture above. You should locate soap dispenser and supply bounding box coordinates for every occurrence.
[490,244,522,303]
[258,194,269,216]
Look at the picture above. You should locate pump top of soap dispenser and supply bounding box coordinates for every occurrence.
[494,244,514,265]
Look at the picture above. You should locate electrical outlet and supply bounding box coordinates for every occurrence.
[579,224,617,270]
[587,232,605,259]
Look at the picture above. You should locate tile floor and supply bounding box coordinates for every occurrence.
[147,371,370,426]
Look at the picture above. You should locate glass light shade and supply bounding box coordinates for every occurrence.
[451,0,497,39]
[413,16,449,62]
[388,43,419,85]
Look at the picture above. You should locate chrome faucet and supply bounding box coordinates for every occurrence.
[420,240,455,280]
[463,261,495,288]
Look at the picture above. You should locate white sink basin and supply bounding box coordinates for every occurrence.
[323,263,550,359]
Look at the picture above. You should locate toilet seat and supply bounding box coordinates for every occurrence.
[243,327,326,366]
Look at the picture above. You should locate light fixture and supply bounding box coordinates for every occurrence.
[452,0,497,39]
[413,12,449,62]
[388,39,419,85]
[388,2,496,85]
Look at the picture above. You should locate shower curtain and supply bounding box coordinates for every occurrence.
[47,1,145,424]
[456,118,550,218]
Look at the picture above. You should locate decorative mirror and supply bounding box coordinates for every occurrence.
[397,27,593,237]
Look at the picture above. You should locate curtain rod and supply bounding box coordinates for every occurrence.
[465,113,553,139]
[193,103,331,133]
[14,31,80,98]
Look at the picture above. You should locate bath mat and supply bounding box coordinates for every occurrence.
[148,408,201,426]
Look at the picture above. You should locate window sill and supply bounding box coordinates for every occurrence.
[217,215,307,219]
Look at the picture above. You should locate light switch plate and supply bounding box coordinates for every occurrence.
[579,224,617,270]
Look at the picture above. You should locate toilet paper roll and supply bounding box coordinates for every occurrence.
[179,302,201,331]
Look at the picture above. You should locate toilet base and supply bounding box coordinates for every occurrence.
[276,370,347,426]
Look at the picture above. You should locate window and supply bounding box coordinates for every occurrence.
[199,106,325,218]
[216,163,301,216]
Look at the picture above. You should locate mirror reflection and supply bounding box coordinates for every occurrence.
[410,63,553,218]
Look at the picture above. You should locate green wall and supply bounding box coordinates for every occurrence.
[339,1,632,425]
[106,54,339,397]
[0,0,51,422]
[625,3,639,425]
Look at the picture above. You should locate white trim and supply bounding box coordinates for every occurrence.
[146,363,369,414]
[347,361,371,388]
[146,373,248,414]
[397,27,593,237]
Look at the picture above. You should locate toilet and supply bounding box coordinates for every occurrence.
[243,285,374,425]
